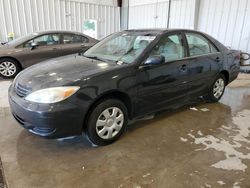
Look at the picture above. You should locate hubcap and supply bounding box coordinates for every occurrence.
[96,107,124,139]
[0,61,16,77]
[213,78,225,99]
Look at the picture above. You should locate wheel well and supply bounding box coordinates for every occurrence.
[83,91,133,129]
[220,70,229,85]
[0,56,22,69]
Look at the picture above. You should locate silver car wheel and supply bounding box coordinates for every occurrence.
[96,107,124,140]
[213,78,225,99]
[0,61,16,77]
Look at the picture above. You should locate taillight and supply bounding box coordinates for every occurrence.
[235,53,241,60]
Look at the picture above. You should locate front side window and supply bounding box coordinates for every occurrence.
[84,32,156,64]
[149,34,185,62]
[63,34,88,44]
[185,33,218,56]
[23,34,60,47]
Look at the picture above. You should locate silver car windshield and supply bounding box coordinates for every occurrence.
[84,33,156,64]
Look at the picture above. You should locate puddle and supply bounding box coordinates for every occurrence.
[185,109,250,172]
[220,88,250,112]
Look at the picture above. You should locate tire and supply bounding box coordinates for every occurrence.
[0,58,21,79]
[204,74,226,103]
[85,99,128,146]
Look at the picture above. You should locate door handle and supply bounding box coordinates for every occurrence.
[179,64,187,72]
[52,47,58,50]
[81,44,87,47]
[214,57,220,62]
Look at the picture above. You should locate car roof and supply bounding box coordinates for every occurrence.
[33,30,87,36]
[7,30,96,47]
[123,28,204,35]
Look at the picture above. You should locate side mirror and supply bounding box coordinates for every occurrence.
[144,55,165,66]
[31,42,38,50]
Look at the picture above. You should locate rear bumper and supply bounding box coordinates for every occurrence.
[8,85,87,138]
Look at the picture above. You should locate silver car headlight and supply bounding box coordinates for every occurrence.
[25,86,80,104]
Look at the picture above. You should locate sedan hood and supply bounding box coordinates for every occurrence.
[15,54,118,91]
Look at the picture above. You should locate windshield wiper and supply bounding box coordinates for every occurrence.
[84,54,118,64]
[83,55,107,62]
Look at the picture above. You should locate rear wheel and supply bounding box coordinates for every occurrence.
[204,74,226,103]
[85,99,128,146]
[0,58,21,78]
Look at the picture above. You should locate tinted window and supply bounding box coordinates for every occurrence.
[62,34,88,44]
[24,34,60,47]
[150,34,185,62]
[185,33,218,56]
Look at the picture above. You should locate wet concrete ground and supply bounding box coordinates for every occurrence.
[0,75,250,188]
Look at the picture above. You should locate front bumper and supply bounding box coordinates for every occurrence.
[8,85,87,138]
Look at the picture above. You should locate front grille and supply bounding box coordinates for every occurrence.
[15,83,31,97]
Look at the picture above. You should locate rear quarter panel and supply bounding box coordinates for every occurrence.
[224,49,241,83]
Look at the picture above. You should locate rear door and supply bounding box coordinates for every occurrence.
[135,32,190,116]
[60,33,93,56]
[183,32,222,98]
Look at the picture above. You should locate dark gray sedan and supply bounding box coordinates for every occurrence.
[0,31,98,78]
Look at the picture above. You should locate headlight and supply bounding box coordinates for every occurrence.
[25,86,80,104]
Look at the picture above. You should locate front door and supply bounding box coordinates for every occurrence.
[20,34,62,67]
[135,32,189,116]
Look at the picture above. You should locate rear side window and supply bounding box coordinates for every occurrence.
[185,33,218,57]
[62,34,88,44]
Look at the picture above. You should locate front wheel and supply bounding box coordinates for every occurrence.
[204,74,226,103]
[0,58,21,78]
[85,99,128,146]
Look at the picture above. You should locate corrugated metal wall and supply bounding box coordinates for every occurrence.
[169,0,196,29]
[129,3,158,29]
[128,0,250,53]
[0,0,120,41]
[128,0,196,29]
[198,0,250,53]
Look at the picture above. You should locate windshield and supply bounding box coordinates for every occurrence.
[7,33,38,46]
[84,32,156,64]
